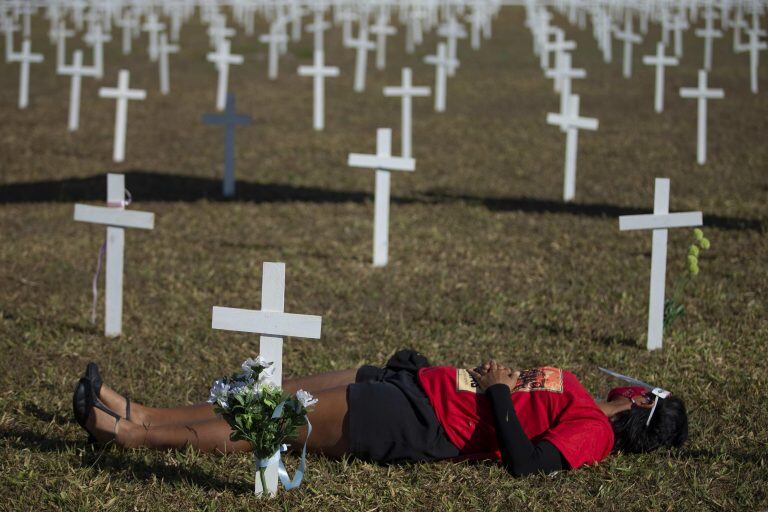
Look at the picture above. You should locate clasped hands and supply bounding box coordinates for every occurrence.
[468,360,520,392]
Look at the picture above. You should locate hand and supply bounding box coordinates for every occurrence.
[474,359,506,376]
[468,361,520,392]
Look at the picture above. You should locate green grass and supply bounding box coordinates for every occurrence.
[1,7,767,511]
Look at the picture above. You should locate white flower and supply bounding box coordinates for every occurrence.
[295,389,319,409]
[208,379,230,409]
[256,364,275,384]
[241,356,273,379]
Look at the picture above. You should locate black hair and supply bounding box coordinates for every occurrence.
[611,395,689,453]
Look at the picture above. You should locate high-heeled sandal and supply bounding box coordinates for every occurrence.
[83,362,131,421]
[85,362,103,398]
[85,379,122,443]
[72,377,89,428]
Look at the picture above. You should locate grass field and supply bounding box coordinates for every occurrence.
[1,6,767,511]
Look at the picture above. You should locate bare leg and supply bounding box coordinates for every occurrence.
[90,385,350,458]
[99,368,360,428]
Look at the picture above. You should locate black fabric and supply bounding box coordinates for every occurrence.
[348,349,460,463]
[486,383,568,476]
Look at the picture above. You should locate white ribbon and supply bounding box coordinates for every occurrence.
[254,399,313,492]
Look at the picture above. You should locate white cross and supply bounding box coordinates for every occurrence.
[745,27,767,93]
[348,128,416,267]
[158,33,179,95]
[346,22,374,93]
[2,17,19,62]
[260,20,289,80]
[679,70,724,165]
[116,12,138,55]
[619,178,702,351]
[8,39,43,109]
[469,3,486,50]
[642,42,679,113]
[212,261,322,496]
[142,12,166,62]
[337,8,357,43]
[695,7,723,71]
[207,20,236,49]
[98,69,147,163]
[84,24,110,79]
[298,50,340,131]
[306,8,330,52]
[424,42,458,113]
[614,11,642,78]
[545,52,585,120]
[546,94,598,202]
[437,17,466,76]
[58,49,98,131]
[669,12,688,58]
[290,0,305,41]
[542,28,575,77]
[207,39,244,111]
[383,67,430,158]
[49,20,74,70]
[370,10,396,70]
[74,173,155,337]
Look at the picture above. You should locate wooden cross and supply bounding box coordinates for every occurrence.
[346,21,374,92]
[98,70,146,163]
[298,50,340,131]
[259,20,289,80]
[58,49,98,131]
[383,67,430,158]
[546,94,598,202]
[49,20,74,69]
[348,128,416,267]
[158,33,179,95]
[614,11,642,78]
[619,178,702,351]
[424,42,458,113]
[142,12,166,62]
[437,17,466,76]
[679,70,724,165]
[203,93,252,197]
[8,39,43,109]
[306,7,330,52]
[545,52,585,117]
[207,39,244,111]
[74,174,155,337]
[370,9,396,70]
[84,24,110,80]
[695,7,723,70]
[642,42,679,113]
[212,261,322,496]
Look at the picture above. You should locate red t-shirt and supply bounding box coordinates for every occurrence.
[417,366,614,470]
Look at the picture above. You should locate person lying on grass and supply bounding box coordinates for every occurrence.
[73,349,688,476]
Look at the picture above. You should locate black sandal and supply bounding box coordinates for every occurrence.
[83,362,131,421]
[85,362,103,398]
[85,379,121,443]
[72,377,89,428]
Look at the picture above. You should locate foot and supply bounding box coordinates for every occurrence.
[84,404,144,448]
[98,385,145,425]
[84,400,122,445]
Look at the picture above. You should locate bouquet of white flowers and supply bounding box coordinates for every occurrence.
[208,357,318,496]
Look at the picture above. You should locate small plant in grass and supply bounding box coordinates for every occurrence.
[664,228,711,332]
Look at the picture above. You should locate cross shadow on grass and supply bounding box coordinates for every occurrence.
[0,171,762,232]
